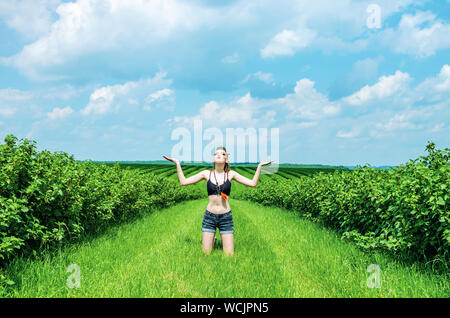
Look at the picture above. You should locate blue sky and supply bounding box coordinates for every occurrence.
[0,0,449,166]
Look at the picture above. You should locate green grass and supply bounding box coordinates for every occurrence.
[2,199,448,297]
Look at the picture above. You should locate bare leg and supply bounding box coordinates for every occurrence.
[202,231,216,254]
[221,233,234,256]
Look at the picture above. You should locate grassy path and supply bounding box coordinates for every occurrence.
[2,199,448,297]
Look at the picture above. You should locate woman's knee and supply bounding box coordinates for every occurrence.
[223,249,234,257]
[221,234,234,255]
[202,246,213,254]
[202,231,215,253]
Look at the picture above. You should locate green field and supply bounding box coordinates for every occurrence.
[2,199,447,297]
[1,136,448,298]
[110,163,339,178]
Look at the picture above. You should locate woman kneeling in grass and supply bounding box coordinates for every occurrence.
[163,146,273,256]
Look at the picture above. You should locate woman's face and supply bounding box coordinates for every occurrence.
[213,149,227,163]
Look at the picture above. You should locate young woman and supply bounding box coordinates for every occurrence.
[162,146,273,256]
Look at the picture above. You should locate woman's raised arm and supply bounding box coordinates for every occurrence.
[231,160,274,187]
[162,155,207,186]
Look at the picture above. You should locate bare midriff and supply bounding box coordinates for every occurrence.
[206,195,231,214]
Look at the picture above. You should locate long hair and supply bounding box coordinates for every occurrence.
[212,146,230,173]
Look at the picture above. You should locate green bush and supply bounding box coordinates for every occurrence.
[0,134,202,269]
[235,141,449,264]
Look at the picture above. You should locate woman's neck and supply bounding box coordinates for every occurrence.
[214,165,225,173]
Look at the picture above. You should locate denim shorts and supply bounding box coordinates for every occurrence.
[201,209,234,235]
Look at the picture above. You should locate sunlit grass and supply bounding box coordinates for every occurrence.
[2,199,448,297]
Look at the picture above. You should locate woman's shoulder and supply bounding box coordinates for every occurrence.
[203,169,212,180]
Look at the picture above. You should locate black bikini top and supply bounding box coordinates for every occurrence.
[207,170,231,196]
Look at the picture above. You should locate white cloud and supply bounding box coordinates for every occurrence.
[296,121,317,129]
[343,70,412,106]
[0,88,33,101]
[40,84,88,100]
[435,65,450,91]
[81,71,173,116]
[336,128,360,138]
[294,0,416,37]
[311,36,369,54]
[253,71,273,84]
[278,78,340,120]
[258,0,415,58]
[0,85,93,120]
[335,64,450,139]
[0,0,61,40]
[167,74,344,135]
[378,11,450,58]
[338,64,450,139]
[429,122,445,133]
[0,107,15,117]
[261,28,316,58]
[241,71,274,85]
[351,57,384,80]
[47,106,73,120]
[0,85,93,122]
[415,64,450,103]
[167,92,274,128]
[167,75,343,135]
[262,110,277,124]
[369,106,432,138]
[279,63,450,140]
[145,88,174,102]
[0,88,33,117]
[221,53,240,64]
[1,0,217,79]
[0,0,426,79]
[82,83,132,116]
[143,88,175,112]
[373,119,421,135]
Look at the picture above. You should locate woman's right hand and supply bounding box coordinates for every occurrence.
[162,155,179,164]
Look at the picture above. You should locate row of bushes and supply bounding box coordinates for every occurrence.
[0,134,202,268]
[235,142,449,265]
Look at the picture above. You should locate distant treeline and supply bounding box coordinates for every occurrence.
[78,160,354,170]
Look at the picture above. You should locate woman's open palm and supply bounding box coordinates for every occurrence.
[162,155,179,164]
[260,160,274,166]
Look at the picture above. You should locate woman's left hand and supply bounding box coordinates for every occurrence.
[259,160,274,167]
